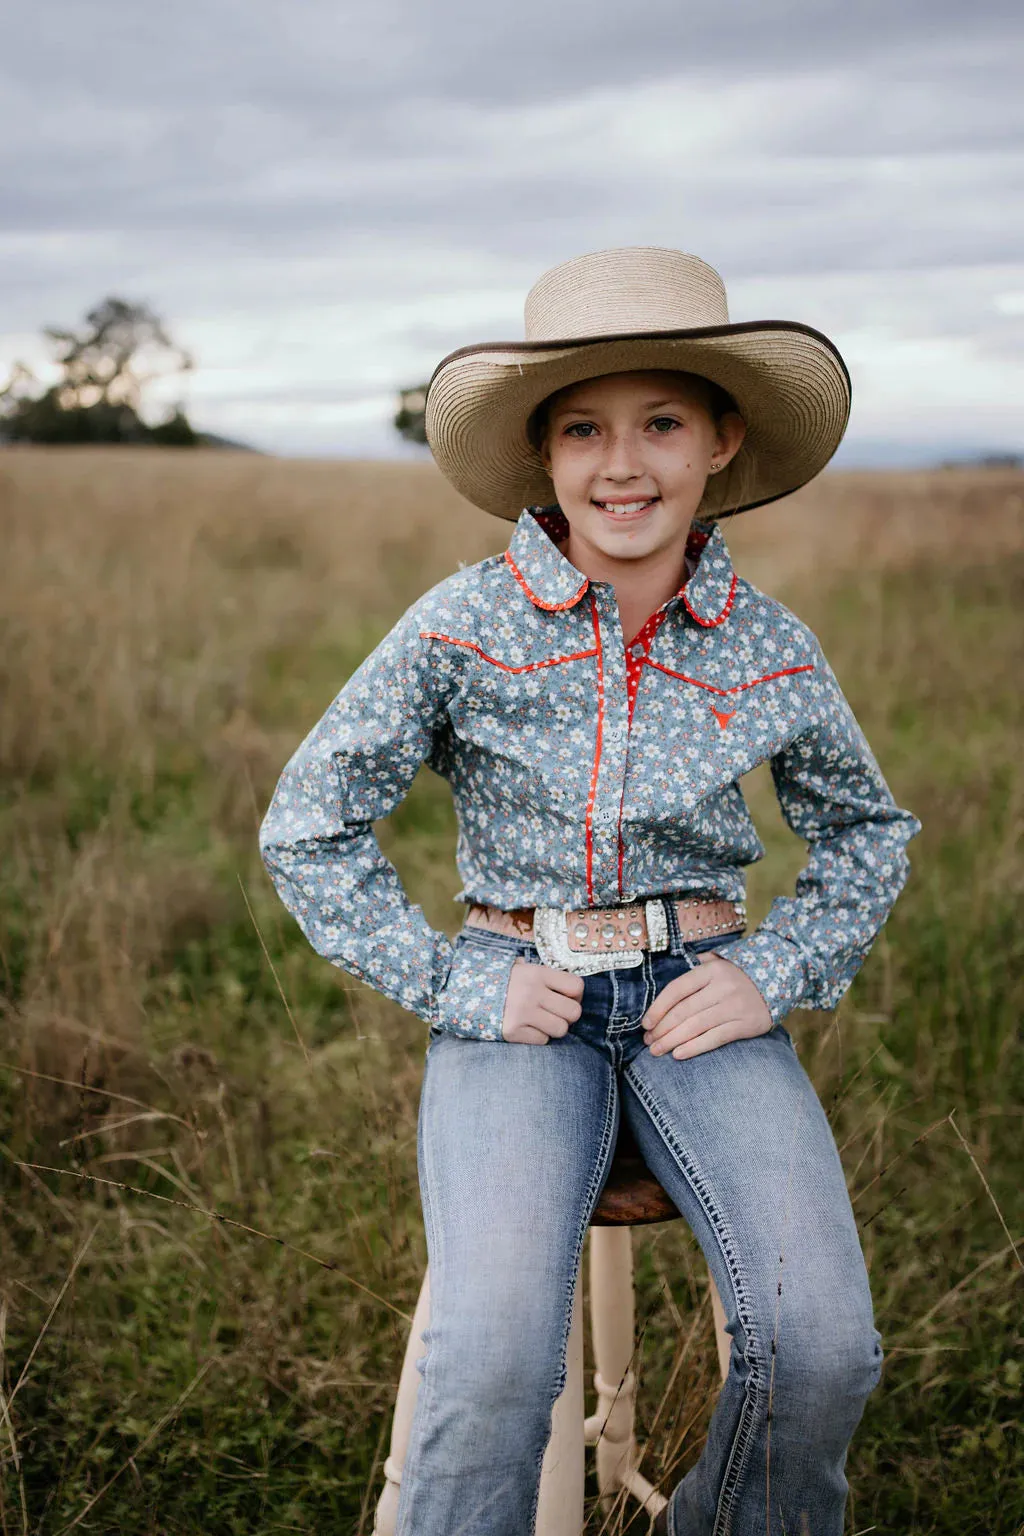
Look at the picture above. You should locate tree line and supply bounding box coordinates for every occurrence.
[0,298,198,445]
[2,294,437,450]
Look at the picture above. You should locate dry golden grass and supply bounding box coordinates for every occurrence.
[3,447,1019,809]
[0,448,1021,1534]
[1,448,1018,1081]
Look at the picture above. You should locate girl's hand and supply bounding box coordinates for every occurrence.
[501,958,585,1044]
[641,953,772,1060]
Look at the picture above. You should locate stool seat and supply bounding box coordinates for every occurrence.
[591,1118,681,1227]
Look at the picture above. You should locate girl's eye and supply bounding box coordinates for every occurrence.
[564,422,596,438]
[649,416,680,433]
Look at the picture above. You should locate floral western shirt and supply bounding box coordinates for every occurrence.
[259,507,920,1039]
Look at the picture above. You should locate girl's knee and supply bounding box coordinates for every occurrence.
[421,1298,568,1416]
[769,1311,884,1415]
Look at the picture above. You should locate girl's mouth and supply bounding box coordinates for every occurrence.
[593,496,660,521]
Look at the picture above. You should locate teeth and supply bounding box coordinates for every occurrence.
[598,499,655,515]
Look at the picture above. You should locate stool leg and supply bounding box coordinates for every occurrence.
[535,1275,586,1536]
[372,1267,431,1536]
[585,1226,666,1520]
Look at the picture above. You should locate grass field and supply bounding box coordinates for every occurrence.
[0,449,1021,1534]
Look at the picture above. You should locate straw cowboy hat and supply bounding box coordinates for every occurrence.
[425,246,851,521]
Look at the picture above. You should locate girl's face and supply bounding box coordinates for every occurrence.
[538,369,745,568]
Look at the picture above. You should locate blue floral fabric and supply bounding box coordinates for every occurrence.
[259,508,920,1039]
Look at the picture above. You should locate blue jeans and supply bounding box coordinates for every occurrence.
[395,908,883,1536]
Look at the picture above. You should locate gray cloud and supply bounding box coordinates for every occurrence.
[2,0,1022,456]
[6,0,1022,110]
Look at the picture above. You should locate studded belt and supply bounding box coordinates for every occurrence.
[464,897,746,976]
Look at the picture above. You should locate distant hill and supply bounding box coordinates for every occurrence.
[834,439,1023,471]
[193,431,262,452]
[0,424,261,452]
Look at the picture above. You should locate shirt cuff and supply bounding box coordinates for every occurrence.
[722,928,808,1026]
[433,940,520,1041]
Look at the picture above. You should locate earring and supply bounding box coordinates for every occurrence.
[710,461,722,473]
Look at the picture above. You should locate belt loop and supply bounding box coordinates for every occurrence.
[663,896,686,956]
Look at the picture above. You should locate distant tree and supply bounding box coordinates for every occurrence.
[150,409,198,447]
[974,452,1023,469]
[938,451,1024,471]
[0,297,198,446]
[0,362,38,425]
[43,297,193,414]
[394,383,429,446]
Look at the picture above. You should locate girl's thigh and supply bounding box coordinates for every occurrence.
[416,1030,618,1371]
[622,1029,877,1359]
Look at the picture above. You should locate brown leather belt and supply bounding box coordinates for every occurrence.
[464,896,745,975]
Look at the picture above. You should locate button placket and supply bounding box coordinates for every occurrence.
[592,588,630,901]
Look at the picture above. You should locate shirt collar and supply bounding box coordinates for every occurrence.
[503,506,590,611]
[677,520,739,628]
[503,507,738,628]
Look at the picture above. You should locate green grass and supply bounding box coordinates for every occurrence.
[1,546,1021,1534]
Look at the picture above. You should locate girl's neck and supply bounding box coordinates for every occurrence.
[557,534,692,645]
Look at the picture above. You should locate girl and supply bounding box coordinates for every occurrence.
[259,247,920,1535]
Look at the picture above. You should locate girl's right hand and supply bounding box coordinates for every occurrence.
[501,958,585,1044]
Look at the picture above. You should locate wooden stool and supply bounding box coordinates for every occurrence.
[373,1117,731,1535]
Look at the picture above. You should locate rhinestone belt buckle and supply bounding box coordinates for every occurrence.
[532,900,670,976]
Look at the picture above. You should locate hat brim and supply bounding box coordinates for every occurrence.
[425,321,851,521]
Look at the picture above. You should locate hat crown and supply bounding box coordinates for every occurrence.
[523,246,730,342]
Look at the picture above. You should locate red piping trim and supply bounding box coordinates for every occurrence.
[504,549,589,611]
[585,593,604,906]
[616,784,626,899]
[682,569,739,628]
[419,631,598,672]
[643,660,815,696]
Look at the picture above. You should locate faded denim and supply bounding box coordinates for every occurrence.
[395,913,883,1536]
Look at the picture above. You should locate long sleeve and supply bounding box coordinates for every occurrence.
[724,639,921,1025]
[258,601,517,1040]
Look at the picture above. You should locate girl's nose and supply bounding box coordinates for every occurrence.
[600,431,643,481]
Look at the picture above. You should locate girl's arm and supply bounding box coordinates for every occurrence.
[258,601,517,1041]
[723,638,922,1026]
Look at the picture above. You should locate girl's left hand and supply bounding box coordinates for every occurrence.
[641,953,772,1060]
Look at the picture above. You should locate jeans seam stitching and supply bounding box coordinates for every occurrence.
[609,965,622,1023]
[623,1072,766,1536]
[608,952,658,1033]
[611,951,694,1036]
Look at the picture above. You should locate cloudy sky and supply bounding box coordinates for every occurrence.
[2,0,1022,462]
